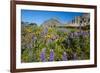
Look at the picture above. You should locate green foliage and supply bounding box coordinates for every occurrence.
[21,24,90,62]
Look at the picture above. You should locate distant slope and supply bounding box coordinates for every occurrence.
[41,18,63,28]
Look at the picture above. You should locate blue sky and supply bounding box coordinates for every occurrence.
[21,9,83,25]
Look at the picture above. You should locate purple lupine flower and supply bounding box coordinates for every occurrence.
[62,52,68,61]
[81,31,89,37]
[77,32,80,36]
[49,49,54,61]
[83,31,85,35]
[40,48,46,62]
[32,35,37,42]
[32,35,35,41]
[74,32,78,37]
[81,31,85,37]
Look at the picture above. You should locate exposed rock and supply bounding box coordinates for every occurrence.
[42,18,62,28]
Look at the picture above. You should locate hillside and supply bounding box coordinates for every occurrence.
[42,18,63,28]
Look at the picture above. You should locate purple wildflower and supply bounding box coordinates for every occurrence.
[49,49,54,61]
[32,35,37,42]
[80,31,84,37]
[62,52,68,61]
[77,32,80,36]
[75,32,80,37]
[40,48,46,62]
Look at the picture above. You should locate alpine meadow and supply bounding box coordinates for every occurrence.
[21,10,90,63]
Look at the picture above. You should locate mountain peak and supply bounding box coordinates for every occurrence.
[42,18,62,27]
